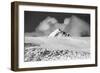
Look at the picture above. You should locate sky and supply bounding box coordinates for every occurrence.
[24,11,90,37]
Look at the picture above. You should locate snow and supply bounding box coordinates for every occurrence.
[24,36,90,62]
[25,36,90,51]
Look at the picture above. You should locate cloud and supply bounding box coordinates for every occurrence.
[25,15,90,37]
[63,15,90,37]
[35,16,59,36]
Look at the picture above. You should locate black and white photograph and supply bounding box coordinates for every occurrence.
[11,1,97,71]
[24,11,90,62]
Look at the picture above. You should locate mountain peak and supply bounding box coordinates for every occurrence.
[48,29,71,38]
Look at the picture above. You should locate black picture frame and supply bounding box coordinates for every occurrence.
[11,1,98,71]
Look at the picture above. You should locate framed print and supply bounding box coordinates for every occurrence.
[11,1,98,71]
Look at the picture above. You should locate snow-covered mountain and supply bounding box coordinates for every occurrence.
[48,29,71,38]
